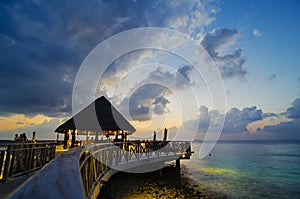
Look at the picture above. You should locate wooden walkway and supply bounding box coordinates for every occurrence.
[6,141,192,199]
[0,174,34,198]
[0,144,65,199]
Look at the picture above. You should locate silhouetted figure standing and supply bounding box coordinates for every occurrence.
[20,134,24,143]
[14,134,19,142]
[23,133,27,142]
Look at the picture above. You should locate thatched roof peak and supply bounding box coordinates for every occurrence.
[55,96,135,134]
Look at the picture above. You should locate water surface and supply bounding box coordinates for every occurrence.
[181,140,300,198]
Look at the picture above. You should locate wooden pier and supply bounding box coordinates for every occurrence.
[4,97,193,198]
[8,140,192,199]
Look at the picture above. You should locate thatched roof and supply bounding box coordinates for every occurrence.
[55,96,135,134]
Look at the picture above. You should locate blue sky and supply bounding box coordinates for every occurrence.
[0,0,299,140]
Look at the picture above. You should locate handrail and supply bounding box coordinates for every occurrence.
[0,142,56,182]
[9,147,86,199]
[79,141,191,199]
[9,141,191,199]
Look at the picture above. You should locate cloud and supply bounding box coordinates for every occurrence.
[180,100,300,140]
[252,29,262,37]
[285,98,300,119]
[0,118,61,139]
[166,0,218,38]
[223,106,263,133]
[247,99,300,139]
[256,119,300,137]
[128,84,168,121]
[118,65,193,121]
[136,98,300,139]
[153,96,170,115]
[148,65,194,89]
[182,105,263,135]
[262,112,279,118]
[0,0,219,117]
[201,28,247,78]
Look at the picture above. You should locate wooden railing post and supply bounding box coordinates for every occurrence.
[2,145,11,181]
[0,150,5,177]
[78,141,192,198]
[1,142,56,182]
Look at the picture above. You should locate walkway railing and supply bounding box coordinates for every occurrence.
[0,142,56,182]
[80,141,191,199]
[9,141,191,199]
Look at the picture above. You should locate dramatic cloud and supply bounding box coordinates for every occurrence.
[182,105,263,135]
[127,84,168,121]
[0,0,218,117]
[119,65,193,121]
[223,106,262,134]
[201,28,247,78]
[196,106,223,133]
[285,98,300,119]
[249,98,300,139]
[185,99,300,138]
[256,119,300,135]
[153,96,170,115]
[148,65,194,89]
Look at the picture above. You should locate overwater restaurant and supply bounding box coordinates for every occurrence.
[55,96,136,148]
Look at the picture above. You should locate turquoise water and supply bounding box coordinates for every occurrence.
[181,140,300,198]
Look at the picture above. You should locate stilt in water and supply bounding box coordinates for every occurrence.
[176,158,180,176]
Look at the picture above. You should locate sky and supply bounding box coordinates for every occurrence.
[0,0,299,140]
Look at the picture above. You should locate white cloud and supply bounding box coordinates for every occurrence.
[201,28,247,78]
[252,29,262,37]
[285,98,300,119]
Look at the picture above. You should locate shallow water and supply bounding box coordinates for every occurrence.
[181,140,300,199]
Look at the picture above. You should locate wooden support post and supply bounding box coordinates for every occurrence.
[121,131,125,142]
[3,145,12,181]
[115,132,118,140]
[86,130,89,145]
[159,168,163,177]
[95,130,99,143]
[163,128,168,142]
[63,132,68,149]
[176,158,180,176]
[71,131,76,148]
[32,131,37,143]
[0,151,5,175]
[55,132,58,143]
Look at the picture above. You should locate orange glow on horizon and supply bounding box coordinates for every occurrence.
[0,114,54,131]
[247,116,290,133]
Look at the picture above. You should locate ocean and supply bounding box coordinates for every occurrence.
[181,140,300,199]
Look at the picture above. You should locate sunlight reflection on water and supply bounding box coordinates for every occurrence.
[181,141,300,199]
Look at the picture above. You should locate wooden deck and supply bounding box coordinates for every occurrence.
[0,173,34,198]
[6,140,192,199]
